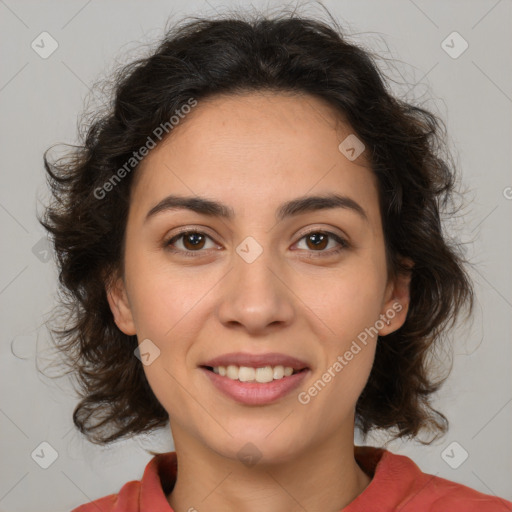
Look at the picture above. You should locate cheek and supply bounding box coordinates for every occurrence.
[301,264,386,343]
[130,268,206,420]
[296,264,385,392]
[125,245,207,340]
[123,250,205,398]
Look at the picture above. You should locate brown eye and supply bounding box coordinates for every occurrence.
[164,230,217,254]
[181,232,206,250]
[295,230,349,256]
[304,232,329,250]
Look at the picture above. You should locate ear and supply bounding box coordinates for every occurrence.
[105,273,137,336]
[377,259,413,336]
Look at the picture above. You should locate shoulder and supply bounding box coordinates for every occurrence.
[382,449,512,511]
[68,451,177,512]
[414,471,512,511]
[352,446,512,512]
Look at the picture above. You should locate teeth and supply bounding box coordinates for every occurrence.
[273,365,284,380]
[238,366,255,382]
[212,364,298,383]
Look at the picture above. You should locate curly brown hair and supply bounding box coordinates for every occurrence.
[38,10,473,447]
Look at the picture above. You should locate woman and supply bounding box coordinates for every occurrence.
[40,9,512,512]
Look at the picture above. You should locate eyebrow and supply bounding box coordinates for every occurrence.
[144,193,368,224]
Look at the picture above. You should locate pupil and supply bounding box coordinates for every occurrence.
[185,233,204,249]
[309,233,327,249]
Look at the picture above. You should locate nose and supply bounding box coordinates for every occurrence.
[215,246,295,335]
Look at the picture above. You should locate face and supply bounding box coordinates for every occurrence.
[107,91,410,464]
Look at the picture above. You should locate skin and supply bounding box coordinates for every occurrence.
[107,91,411,512]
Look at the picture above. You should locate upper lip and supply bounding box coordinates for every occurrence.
[200,352,310,370]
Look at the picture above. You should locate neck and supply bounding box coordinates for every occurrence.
[167,426,372,512]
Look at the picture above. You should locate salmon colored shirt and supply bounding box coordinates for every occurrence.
[71,445,512,511]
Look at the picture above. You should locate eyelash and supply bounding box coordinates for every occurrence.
[163,229,349,258]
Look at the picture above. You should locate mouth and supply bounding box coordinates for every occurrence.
[198,352,311,404]
[199,363,310,405]
[201,365,308,383]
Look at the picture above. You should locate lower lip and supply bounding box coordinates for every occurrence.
[200,367,310,405]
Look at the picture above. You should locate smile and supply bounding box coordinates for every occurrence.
[208,364,300,383]
[200,366,310,405]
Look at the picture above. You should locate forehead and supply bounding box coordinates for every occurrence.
[129,91,379,224]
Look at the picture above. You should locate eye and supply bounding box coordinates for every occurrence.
[294,230,349,257]
[164,230,219,256]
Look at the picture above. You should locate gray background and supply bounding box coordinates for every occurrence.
[0,0,511,510]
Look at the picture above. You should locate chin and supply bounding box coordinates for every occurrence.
[206,420,307,467]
